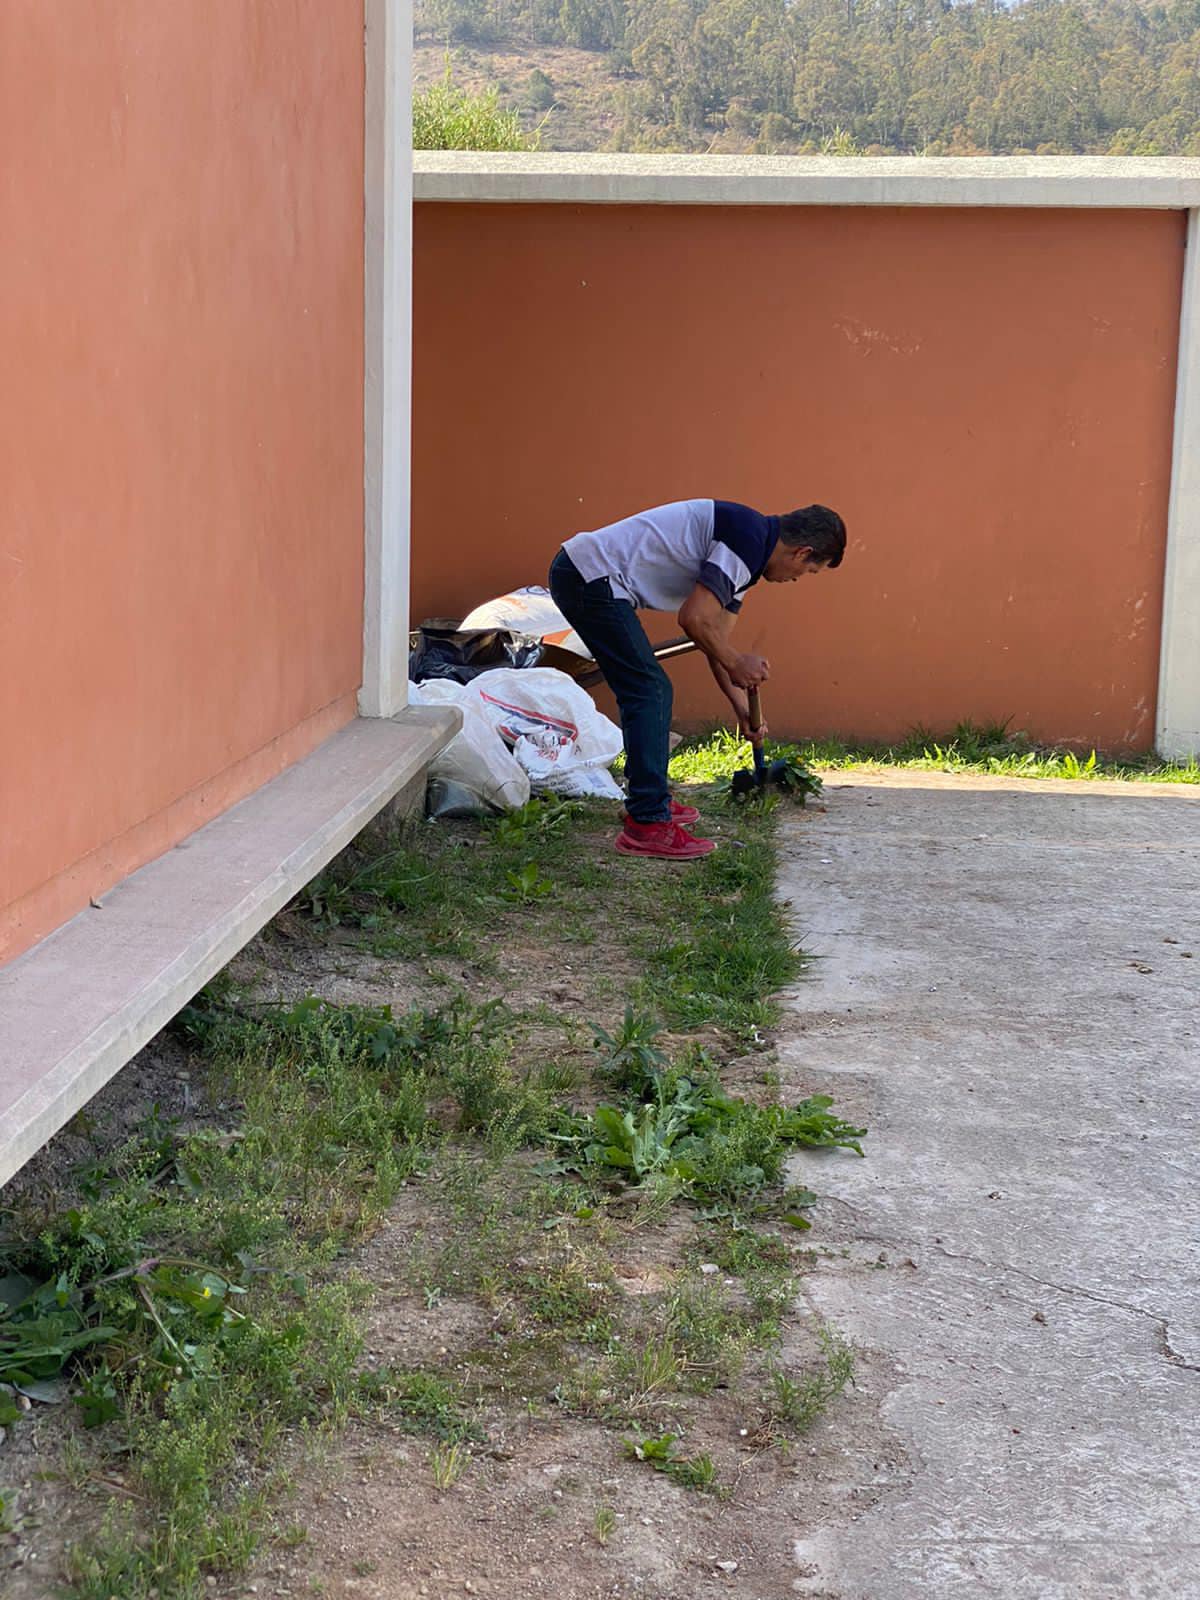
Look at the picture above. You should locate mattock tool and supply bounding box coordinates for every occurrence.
[730,685,793,798]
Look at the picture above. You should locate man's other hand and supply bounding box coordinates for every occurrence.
[728,653,770,689]
[727,688,768,744]
[738,709,769,744]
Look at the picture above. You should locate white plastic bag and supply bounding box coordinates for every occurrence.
[465,668,624,801]
[409,668,624,814]
[409,679,530,816]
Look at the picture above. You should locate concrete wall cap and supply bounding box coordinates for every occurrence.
[414,152,1200,208]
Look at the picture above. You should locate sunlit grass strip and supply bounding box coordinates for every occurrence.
[669,722,1200,786]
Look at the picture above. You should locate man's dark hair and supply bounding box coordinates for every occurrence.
[778,505,847,568]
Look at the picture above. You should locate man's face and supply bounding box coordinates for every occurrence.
[766,545,826,583]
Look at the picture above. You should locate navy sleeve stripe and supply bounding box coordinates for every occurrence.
[712,501,772,577]
[697,561,737,609]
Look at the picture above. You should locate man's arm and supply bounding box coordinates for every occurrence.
[678,584,769,685]
[677,584,770,740]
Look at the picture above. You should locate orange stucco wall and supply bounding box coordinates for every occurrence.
[412,203,1181,752]
[0,3,365,964]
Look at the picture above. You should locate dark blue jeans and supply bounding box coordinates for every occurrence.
[549,549,672,823]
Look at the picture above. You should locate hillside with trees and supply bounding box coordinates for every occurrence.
[413,0,1200,154]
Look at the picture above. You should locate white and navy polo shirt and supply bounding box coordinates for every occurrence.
[563,500,779,614]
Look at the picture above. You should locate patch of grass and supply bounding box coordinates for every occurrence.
[669,721,1200,786]
[292,798,617,962]
[296,788,804,1051]
[63,1280,364,1600]
[17,747,863,1590]
[510,1260,613,1340]
[696,1224,792,1275]
[765,1327,855,1435]
[552,1065,865,1210]
[624,1432,720,1493]
[663,1277,754,1387]
[413,64,534,151]
[357,1366,482,1443]
[585,1336,685,1422]
[429,1440,469,1490]
[666,1451,720,1492]
[633,822,806,1038]
[3,992,519,1596]
[0,1487,21,1538]
[591,1006,670,1093]
[593,1504,617,1545]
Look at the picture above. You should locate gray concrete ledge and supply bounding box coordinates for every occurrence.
[415,152,1200,208]
[0,708,459,1190]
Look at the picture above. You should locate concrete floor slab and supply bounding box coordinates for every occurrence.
[778,775,1200,1600]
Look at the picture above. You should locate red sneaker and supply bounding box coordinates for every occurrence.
[614,819,716,860]
[623,798,700,827]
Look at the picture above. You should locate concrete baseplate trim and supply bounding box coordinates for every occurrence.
[0,708,459,1191]
[414,152,1200,208]
[1159,206,1200,760]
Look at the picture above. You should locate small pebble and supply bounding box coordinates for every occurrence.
[715,1559,739,1573]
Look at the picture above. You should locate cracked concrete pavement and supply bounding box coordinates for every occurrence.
[776,771,1200,1600]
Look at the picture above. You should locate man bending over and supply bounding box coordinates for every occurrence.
[549,499,846,860]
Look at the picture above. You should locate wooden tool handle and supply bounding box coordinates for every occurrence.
[747,685,764,736]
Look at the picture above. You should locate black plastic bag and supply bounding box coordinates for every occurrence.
[408,621,544,684]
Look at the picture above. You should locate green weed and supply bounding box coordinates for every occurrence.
[430,1440,469,1490]
[491,796,581,847]
[554,1069,866,1207]
[0,1487,20,1537]
[605,1337,684,1418]
[503,862,554,903]
[357,1367,481,1443]
[510,1261,612,1338]
[624,1432,719,1492]
[591,1006,670,1093]
[766,1327,855,1434]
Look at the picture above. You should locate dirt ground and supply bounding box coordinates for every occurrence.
[0,805,903,1600]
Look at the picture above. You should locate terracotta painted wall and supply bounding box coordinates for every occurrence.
[0,2,365,963]
[412,203,1181,751]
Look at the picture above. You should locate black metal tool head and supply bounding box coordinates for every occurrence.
[729,755,801,801]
